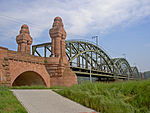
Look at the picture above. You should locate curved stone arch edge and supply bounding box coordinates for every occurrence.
[11,70,50,87]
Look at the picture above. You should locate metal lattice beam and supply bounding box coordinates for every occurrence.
[32,40,140,79]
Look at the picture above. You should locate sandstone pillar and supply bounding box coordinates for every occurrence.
[48,17,77,86]
[49,17,69,66]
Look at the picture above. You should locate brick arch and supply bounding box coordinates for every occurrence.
[12,71,47,86]
[9,60,50,87]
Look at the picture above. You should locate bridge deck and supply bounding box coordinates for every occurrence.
[71,66,134,80]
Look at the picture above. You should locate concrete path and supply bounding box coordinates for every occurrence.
[11,90,96,113]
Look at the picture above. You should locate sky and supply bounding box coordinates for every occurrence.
[0,0,150,72]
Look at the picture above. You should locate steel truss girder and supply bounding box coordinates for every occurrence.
[112,58,138,77]
[66,41,118,73]
[32,40,139,78]
[131,66,140,78]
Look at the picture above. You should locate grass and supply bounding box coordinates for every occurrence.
[11,85,66,89]
[55,79,150,113]
[0,85,27,113]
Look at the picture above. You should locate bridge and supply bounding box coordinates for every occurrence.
[0,17,140,87]
[32,40,140,82]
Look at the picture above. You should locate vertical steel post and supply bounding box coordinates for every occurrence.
[82,54,84,68]
[44,46,46,57]
[92,36,98,46]
[32,46,35,55]
[78,56,80,67]
[85,44,88,68]
[90,61,92,83]
[92,36,98,69]
[70,43,72,66]
[96,52,97,68]
[91,51,93,68]
[77,43,80,67]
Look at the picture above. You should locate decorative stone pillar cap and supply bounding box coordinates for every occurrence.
[50,16,66,39]
[20,24,30,34]
[16,24,32,45]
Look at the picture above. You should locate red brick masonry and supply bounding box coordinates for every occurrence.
[0,17,77,87]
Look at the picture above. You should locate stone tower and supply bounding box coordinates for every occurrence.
[16,24,32,54]
[46,16,77,86]
[49,17,69,66]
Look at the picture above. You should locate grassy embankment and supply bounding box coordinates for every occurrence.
[0,85,27,113]
[1,80,150,113]
[55,79,150,113]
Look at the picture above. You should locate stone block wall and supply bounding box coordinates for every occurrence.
[0,47,50,87]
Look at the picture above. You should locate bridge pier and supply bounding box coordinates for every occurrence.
[46,17,77,87]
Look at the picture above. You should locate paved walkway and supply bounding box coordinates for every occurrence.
[12,90,95,113]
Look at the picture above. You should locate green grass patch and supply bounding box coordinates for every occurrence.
[11,85,66,89]
[12,85,49,89]
[55,80,150,113]
[0,85,27,113]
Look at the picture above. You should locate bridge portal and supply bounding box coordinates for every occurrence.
[0,17,77,87]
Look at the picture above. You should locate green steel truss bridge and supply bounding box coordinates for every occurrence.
[32,40,140,81]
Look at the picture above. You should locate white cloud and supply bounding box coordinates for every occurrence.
[0,0,150,41]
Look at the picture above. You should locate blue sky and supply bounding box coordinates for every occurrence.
[0,0,150,72]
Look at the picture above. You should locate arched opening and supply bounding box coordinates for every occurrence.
[12,71,46,86]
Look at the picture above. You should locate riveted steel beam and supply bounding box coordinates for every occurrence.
[32,40,139,79]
